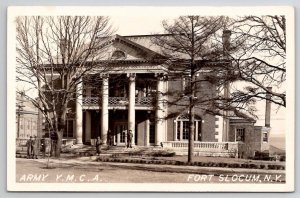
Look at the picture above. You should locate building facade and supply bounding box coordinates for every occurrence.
[64,35,219,146]
[48,34,271,158]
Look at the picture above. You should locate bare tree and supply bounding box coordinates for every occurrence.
[226,15,286,107]
[16,16,113,157]
[153,16,226,162]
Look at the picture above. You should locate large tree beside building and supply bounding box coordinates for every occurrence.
[153,16,227,162]
[16,16,113,157]
[154,15,286,162]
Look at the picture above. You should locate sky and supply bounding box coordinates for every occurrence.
[110,15,286,137]
[110,16,170,35]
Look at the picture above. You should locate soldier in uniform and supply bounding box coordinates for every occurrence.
[26,136,33,159]
[107,129,112,146]
[95,136,102,156]
[31,135,39,159]
[127,130,133,148]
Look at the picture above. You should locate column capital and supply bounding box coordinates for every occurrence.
[127,73,136,81]
[155,73,167,81]
[100,73,109,79]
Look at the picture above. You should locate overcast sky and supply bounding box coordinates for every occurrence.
[110,15,286,136]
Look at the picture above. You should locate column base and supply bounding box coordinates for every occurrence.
[76,139,83,145]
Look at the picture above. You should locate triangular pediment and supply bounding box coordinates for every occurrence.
[107,34,165,61]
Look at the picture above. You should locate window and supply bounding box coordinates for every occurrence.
[181,77,192,95]
[175,114,201,141]
[63,119,74,138]
[182,121,189,140]
[111,50,126,60]
[176,121,181,140]
[236,128,245,142]
[120,130,126,143]
[20,119,23,129]
[263,132,268,142]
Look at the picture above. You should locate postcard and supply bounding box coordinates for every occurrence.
[7,6,295,192]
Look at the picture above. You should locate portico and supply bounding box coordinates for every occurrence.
[75,72,167,146]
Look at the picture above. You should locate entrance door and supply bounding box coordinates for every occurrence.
[114,122,127,144]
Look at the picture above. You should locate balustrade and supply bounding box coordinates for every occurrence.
[163,141,239,152]
[82,97,154,107]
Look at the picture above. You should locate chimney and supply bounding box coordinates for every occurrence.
[221,30,232,142]
[222,30,231,58]
[265,87,272,127]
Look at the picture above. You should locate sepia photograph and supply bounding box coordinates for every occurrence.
[7,6,295,192]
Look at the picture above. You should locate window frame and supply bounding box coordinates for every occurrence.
[174,115,202,141]
[235,128,245,142]
[63,119,75,138]
[262,132,268,142]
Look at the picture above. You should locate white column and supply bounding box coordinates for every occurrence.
[174,120,177,141]
[101,75,109,145]
[76,80,83,144]
[128,73,136,145]
[180,122,183,141]
[85,111,91,143]
[195,121,198,141]
[155,74,165,146]
[145,119,150,146]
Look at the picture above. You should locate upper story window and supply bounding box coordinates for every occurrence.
[236,128,245,142]
[181,77,191,95]
[111,50,126,60]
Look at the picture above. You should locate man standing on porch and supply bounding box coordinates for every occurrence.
[127,130,133,148]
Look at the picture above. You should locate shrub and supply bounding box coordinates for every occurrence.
[211,163,218,167]
[220,163,227,167]
[170,161,177,165]
[249,164,258,169]
[259,164,266,169]
[268,165,275,170]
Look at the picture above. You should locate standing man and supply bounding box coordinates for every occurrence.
[26,136,33,159]
[95,136,102,156]
[32,135,39,159]
[127,130,133,148]
[107,129,113,146]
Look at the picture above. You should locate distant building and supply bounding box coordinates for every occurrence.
[16,92,39,138]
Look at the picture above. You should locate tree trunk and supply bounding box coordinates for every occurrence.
[188,69,196,163]
[188,101,195,163]
[54,113,66,158]
[55,130,63,158]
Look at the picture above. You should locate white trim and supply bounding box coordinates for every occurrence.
[174,117,202,142]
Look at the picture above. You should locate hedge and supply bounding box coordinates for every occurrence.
[96,157,285,170]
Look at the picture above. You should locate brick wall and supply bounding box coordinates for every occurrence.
[165,74,217,142]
